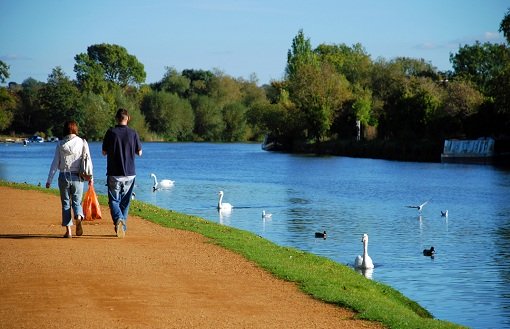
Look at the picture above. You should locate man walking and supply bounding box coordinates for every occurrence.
[102,108,142,238]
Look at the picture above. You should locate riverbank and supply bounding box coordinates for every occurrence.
[0,182,463,328]
[270,138,444,163]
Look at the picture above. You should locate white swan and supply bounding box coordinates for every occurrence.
[217,191,233,211]
[354,234,374,270]
[262,210,272,219]
[150,173,174,191]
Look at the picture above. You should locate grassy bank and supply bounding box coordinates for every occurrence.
[1,180,464,329]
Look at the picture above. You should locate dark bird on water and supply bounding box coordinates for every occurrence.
[315,231,327,239]
[423,246,435,256]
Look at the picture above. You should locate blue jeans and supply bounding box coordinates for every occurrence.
[107,176,135,230]
[58,172,84,227]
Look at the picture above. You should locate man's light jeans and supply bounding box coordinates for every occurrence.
[107,175,135,231]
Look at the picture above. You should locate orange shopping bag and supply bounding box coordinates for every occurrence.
[82,181,102,221]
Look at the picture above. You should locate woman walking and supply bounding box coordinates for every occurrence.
[46,120,92,238]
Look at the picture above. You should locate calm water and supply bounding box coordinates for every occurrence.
[1,141,510,328]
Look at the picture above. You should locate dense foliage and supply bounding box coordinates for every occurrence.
[1,11,510,153]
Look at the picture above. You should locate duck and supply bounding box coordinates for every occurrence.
[441,210,448,218]
[217,191,233,211]
[151,173,174,191]
[354,234,374,269]
[314,231,327,239]
[423,246,435,256]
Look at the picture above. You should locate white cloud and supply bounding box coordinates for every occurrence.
[483,31,502,41]
[0,54,32,61]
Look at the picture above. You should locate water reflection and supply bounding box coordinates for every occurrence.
[356,267,374,280]
[218,209,232,225]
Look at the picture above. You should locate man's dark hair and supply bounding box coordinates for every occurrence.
[115,108,129,121]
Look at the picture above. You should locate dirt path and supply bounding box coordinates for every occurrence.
[0,186,383,329]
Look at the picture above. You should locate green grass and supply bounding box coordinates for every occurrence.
[1,180,465,329]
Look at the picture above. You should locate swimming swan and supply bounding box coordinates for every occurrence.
[262,210,272,219]
[217,191,233,211]
[151,173,174,191]
[354,234,374,269]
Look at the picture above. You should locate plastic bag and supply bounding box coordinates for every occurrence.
[82,182,102,221]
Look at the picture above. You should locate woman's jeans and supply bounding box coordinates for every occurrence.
[58,172,84,227]
[107,176,135,230]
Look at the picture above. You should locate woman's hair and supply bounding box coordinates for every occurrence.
[62,120,78,136]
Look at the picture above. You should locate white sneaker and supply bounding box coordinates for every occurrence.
[115,220,125,238]
[76,217,83,236]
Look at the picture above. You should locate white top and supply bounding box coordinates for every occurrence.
[46,135,91,184]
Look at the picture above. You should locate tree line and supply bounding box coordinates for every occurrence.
[1,10,510,155]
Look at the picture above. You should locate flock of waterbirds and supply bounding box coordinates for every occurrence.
[149,173,445,277]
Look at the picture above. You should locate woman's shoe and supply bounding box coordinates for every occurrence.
[76,217,83,236]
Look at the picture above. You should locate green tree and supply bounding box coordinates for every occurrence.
[287,62,351,141]
[222,102,247,141]
[0,60,9,84]
[450,41,510,95]
[11,78,44,134]
[182,69,214,96]
[265,88,305,147]
[0,87,17,131]
[500,8,510,44]
[286,29,318,79]
[79,92,112,140]
[239,77,267,108]
[352,87,374,126]
[74,43,146,88]
[141,91,194,140]
[209,73,243,108]
[436,79,484,138]
[192,95,224,141]
[315,43,372,87]
[451,40,510,134]
[392,57,438,79]
[113,89,152,140]
[241,78,271,140]
[379,76,442,140]
[38,67,81,134]
[442,80,483,119]
[74,53,108,94]
[370,58,407,101]
[157,67,191,97]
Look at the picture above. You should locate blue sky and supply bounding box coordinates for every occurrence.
[1,0,508,86]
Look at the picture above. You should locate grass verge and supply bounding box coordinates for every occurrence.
[1,180,465,329]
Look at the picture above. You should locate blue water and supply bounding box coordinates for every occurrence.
[1,141,510,329]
